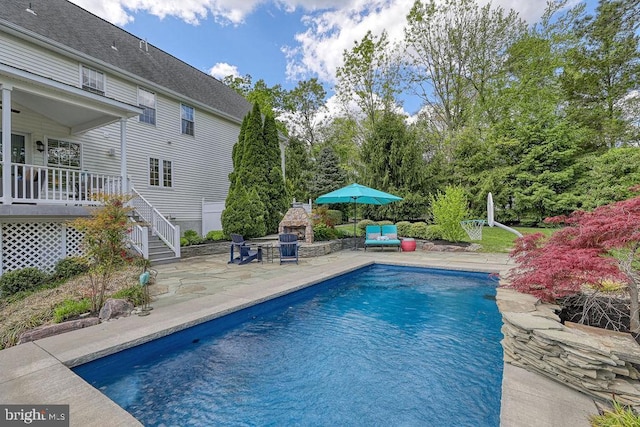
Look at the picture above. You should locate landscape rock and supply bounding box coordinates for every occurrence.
[18,317,99,344]
[99,298,134,321]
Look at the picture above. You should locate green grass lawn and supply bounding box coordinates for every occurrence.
[476,226,555,253]
[335,223,556,253]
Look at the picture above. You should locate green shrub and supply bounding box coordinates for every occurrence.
[53,298,92,323]
[183,229,204,245]
[396,221,412,237]
[180,237,189,247]
[357,219,376,234]
[424,225,444,240]
[333,227,346,239]
[430,185,469,242]
[327,210,343,226]
[111,285,146,306]
[590,400,640,426]
[0,268,50,297]
[408,222,429,238]
[205,230,225,241]
[53,257,89,281]
[377,220,393,226]
[313,223,338,241]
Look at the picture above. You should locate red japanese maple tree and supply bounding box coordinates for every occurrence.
[507,194,640,333]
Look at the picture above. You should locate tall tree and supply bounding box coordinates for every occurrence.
[285,136,313,202]
[336,30,403,128]
[310,146,347,199]
[263,113,288,232]
[223,74,286,119]
[317,117,362,183]
[404,0,526,136]
[361,112,423,193]
[561,0,640,148]
[282,78,327,147]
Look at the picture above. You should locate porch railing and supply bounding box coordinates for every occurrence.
[130,187,180,259]
[1,163,122,205]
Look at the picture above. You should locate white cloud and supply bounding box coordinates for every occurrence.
[69,0,265,26]
[208,62,240,79]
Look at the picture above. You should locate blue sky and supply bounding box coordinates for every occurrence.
[70,0,597,116]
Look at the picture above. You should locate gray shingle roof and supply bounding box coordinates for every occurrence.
[0,0,251,122]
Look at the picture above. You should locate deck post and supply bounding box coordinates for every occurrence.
[1,84,13,204]
[120,118,128,194]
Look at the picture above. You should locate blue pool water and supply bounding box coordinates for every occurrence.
[73,265,503,426]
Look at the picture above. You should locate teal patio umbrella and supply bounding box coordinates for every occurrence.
[315,183,403,249]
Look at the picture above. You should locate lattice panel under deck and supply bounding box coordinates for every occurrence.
[1,222,85,274]
[65,227,84,257]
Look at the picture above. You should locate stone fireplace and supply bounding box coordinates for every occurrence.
[279,202,314,243]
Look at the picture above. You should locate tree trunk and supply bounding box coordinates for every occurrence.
[622,245,640,334]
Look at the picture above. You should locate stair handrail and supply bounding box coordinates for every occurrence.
[128,219,149,259]
[130,187,180,258]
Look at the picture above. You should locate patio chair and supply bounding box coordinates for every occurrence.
[228,233,261,265]
[278,233,299,264]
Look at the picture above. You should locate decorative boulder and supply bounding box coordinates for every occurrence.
[18,317,100,344]
[99,298,134,321]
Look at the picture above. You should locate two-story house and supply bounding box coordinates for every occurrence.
[0,0,254,272]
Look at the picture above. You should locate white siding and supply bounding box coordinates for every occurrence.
[1,30,243,228]
[0,33,81,87]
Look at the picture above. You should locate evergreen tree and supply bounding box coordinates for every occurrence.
[262,113,288,232]
[562,0,640,148]
[229,114,248,194]
[361,112,423,193]
[310,146,347,199]
[284,136,313,202]
[238,102,268,188]
[223,102,274,237]
[221,185,266,238]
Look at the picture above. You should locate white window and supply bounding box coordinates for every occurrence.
[81,66,105,95]
[138,87,156,125]
[149,157,173,188]
[181,104,194,136]
[47,139,81,169]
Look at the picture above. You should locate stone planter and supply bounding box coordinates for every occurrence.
[497,287,640,405]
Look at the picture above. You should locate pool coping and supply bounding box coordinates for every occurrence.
[0,252,596,426]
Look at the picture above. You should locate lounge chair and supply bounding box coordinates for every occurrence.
[278,233,299,264]
[364,224,401,251]
[228,233,261,265]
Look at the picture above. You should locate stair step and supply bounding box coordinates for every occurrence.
[150,256,180,265]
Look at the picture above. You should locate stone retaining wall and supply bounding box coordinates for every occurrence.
[497,287,640,405]
[180,239,358,260]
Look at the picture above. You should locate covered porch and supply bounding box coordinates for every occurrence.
[0,63,142,207]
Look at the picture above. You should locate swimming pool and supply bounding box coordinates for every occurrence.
[73,264,503,426]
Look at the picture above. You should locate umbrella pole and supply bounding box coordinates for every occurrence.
[353,199,357,250]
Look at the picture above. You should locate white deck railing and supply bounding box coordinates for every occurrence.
[1,163,122,205]
[130,187,180,259]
